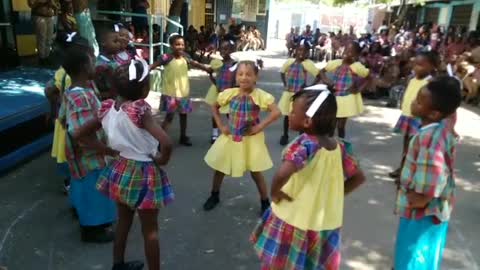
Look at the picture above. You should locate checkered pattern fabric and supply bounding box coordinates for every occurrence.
[282,134,359,179]
[99,99,151,128]
[95,55,119,95]
[251,208,341,270]
[97,157,174,209]
[229,95,261,142]
[286,62,308,93]
[62,87,107,179]
[396,121,457,222]
[216,63,236,92]
[394,115,422,136]
[330,64,354,96]
[160,95,193,114]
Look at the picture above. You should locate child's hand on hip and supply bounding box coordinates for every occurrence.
[247,125,263,136]
[271,190,293,204]
[220,125,230,135]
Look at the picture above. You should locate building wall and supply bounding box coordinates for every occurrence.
[425,0,479,31]
[188,0,206,29]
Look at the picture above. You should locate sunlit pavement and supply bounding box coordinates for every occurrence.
[0,41,479,269]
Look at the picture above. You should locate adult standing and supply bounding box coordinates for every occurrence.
[28,0,60,65]
[131,0,149,37]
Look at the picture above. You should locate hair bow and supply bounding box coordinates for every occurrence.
[128,58,150,82]
[66,32,77,42]
[304,84,330,118]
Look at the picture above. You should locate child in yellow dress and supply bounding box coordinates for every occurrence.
[205,40,237,143]
[250,86,366,270]
[278,39,321,145]
[389,51,438,179]
[320,41,370,138]
[151,34,212,146]
[203,60,281,213]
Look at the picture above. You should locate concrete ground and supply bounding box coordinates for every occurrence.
[1,43,480,270]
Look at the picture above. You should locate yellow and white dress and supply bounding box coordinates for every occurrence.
[204,88,274,177]
[204,58,236,114]
[51,67,71,163]
[324,59,369,118]
[160,56,193,113]
[278,59,320,115]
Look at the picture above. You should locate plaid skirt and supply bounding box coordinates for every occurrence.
[394,115,421,136]
[160,95,193,114]
[250,208,341,270]
[97,157,174,210]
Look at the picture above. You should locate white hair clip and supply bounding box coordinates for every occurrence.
[114,24,120,32]
[229,40,235,45]
[129,58,150,82]
[304,84,330,118]
[446,64,454,77]
[66,32,77,42]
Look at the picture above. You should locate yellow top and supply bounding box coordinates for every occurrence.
[324,59,370,78]
[162,57,190,98]
[217,87,275,111]
[401,77,430,117]
[54,67,71,92]
[210,58,224,71]
[271,147,345,231]
[280,58,320,76]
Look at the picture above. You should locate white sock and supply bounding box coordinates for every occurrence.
[212,128,219,136]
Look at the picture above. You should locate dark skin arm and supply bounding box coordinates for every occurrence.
[344,170,366,195]
[280,72,287,87]
[211,103,229,135]
[271,161,296,203]
[71,117,117,156]
[209,72,216,86]
[189,59,214,73]
[319,69,335,89]
[406,190,433,208]
[143,111,173,166]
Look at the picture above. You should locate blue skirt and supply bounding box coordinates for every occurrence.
[394,216,449,270]
[69,169,117,226]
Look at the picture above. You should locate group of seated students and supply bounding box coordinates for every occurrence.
[287,23,480,107]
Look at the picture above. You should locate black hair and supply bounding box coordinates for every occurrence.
[113,61,150,101]
[97,23,118,44]
[168,34,184,46]
[349,41,362,55]
[298,39,312,51]
[417,51,440,69]
[426,76,461,117]
[292,90,337,136]
[62,46,92,77]
[221,39,235,50]
[237,60,263,75]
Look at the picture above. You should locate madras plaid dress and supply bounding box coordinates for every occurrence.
[96,100,174,209]
[286,62,307,93]
[251,135,360,270]
[329,64,355,96]
[394,115,422,136]
[95,55,119,97]
[229,95,261,142]
[216,62,236,92]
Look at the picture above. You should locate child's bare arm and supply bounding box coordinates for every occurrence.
[319,69,334,87]
[280,72,287,87]
[344,170,366,195]
[209,72,216,85]
[271,161,296,203]
[406,190,432,208]
[143,111,173,166]
[211,103,229,135]
[248,103,281,135]
[190,60,213,73]
[71,117,102,140]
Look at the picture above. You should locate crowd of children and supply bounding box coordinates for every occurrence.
[42,12,468,268]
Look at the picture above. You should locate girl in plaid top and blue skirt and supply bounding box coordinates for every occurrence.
[75,59,173,270]
[203,60,281,213]
[278,39,321,145]
[319,41,370,139]
[394,76,461,270]
[251,87,365,270]
[205,40,237,143]
[390,51,438,179]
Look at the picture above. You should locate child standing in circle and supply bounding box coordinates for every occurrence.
[278,39,321,145]
[61,46,117,243]
[319,41,370,139]
[151,34,212,146]
[75,59,174,270]
[394,76,461,270]
[389,51,438,179]
[95,25,122,100]
[205,39,237,143]
[203,60,281,213]
[250,87,366,270]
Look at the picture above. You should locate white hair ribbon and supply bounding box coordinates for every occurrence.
[66,32,77,42]
[229,40,235,45]
[114,24,120,33]
[129,58,150,82]
[129,60,137,81]
[304,84,330,118]
[446,64,454,77]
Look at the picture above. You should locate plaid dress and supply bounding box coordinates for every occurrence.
[251,134,359,270]
[229,95,261,142]
[95,55,119,98]
[96,99,174,209]
[285,62,308,93]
